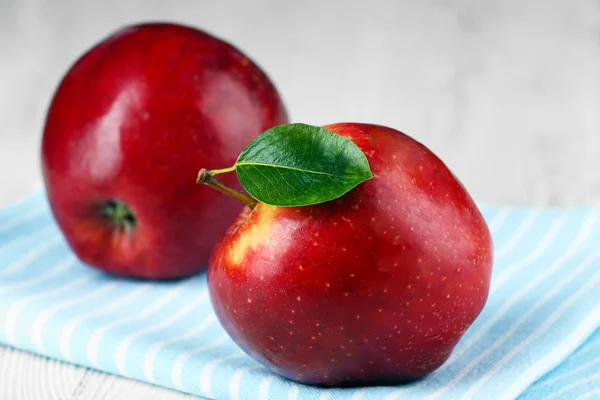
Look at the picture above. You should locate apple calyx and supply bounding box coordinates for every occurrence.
[103,200,136,231]
[196,168,258,209]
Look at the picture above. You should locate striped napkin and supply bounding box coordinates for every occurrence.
[0,190,599,400]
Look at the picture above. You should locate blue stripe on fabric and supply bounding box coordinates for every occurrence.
[520,330,600,399]
[0,189,45,220]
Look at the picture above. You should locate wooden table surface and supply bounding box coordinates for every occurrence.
[1,0,599,398]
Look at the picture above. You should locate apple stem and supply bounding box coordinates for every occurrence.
[196,168,258,209]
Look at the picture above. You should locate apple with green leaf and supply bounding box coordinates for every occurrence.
[41,23,287,279]
[198,123,493,386]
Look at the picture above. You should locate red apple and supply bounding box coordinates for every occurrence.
[208,123,493,386]
[41,23,288,279]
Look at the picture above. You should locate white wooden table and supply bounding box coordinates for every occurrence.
[1,0,599,398]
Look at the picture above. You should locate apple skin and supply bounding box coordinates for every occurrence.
[41,23,288,279]
[208,123,493,386]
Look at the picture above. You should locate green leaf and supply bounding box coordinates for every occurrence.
[233,123,373,207]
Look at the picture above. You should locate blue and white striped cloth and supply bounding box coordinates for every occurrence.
[1,190,599,400]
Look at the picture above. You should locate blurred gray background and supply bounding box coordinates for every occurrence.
[1,0,599,399]
[1,0,600,208]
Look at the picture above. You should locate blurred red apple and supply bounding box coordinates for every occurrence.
[41,22,288,279]
[208,123,493,386]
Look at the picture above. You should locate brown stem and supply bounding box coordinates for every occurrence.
[196,168,258,209]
